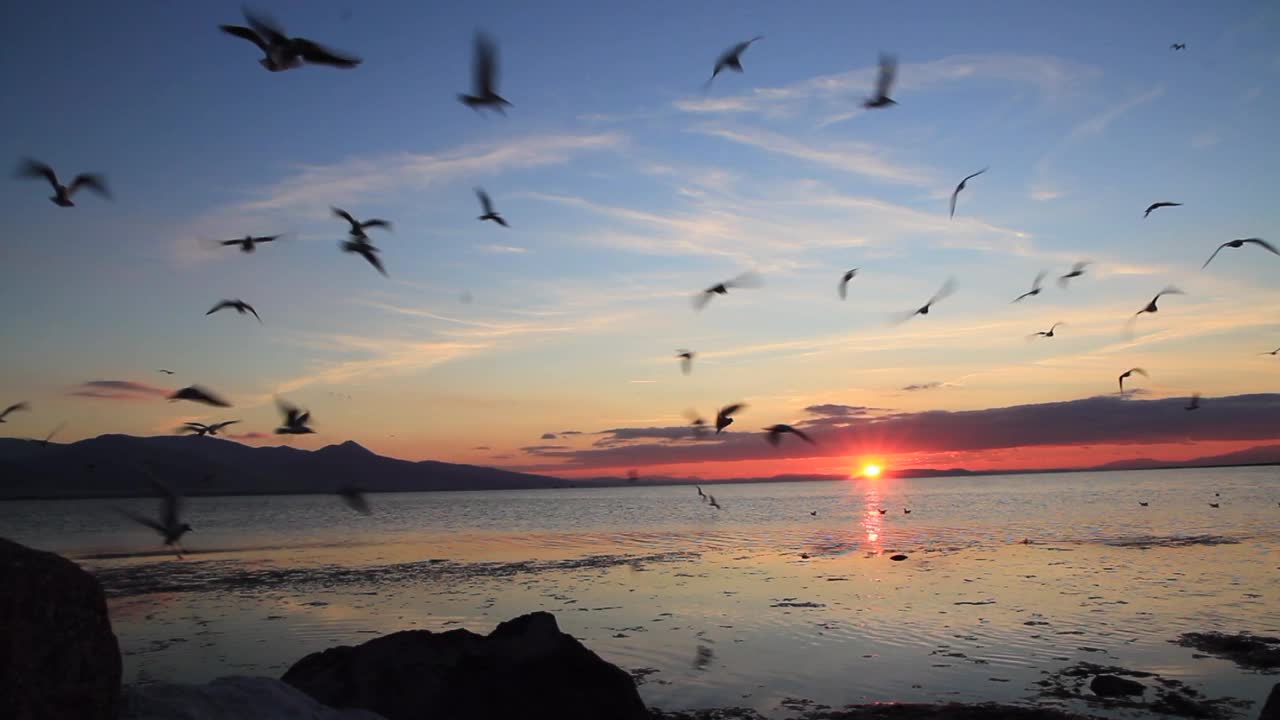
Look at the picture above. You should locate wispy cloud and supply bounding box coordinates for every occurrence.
[693,126,935,186]
[68,380,171,401]
[901,382,944,392]
[1191,130,1221,148]
[478,244,528,254]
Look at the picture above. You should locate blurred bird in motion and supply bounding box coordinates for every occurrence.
[220,8,361,71]
[1058,261,1091,288]
[17,159,109,207]
[898,278,956,322]
[838,268,858,300]
[1133,286,1185,318]
[206,299,261,323]
[1185,393,1201,411]
[694,272,763,309]
[1029,322,1063,339]
[219,234,281,253]
[169,386,231,407]
[863,53,898,108]
[458,32,511,113]
[0,402,29,423]
[950,168,987,219]
[475,188,509,227]
[1012,271,1047,303]
[338,485,370,514]
[686,410,710,439]
[1202,238,1277,269]
[676,350,695,375]
[706,36,763,88]
[342,238,387,276]
[716,403,746,433]
[765,424,816,446]
[1118,368,1148,396]
[1143,201,1181,218]
[275,397,315,435]
[117,477,192,559]
[333,207,391,240]
[181,420,240,436]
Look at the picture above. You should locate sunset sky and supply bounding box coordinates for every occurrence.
[2,1,1278,479]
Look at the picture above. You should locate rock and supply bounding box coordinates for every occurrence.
[1090,674,1145,697]
[282,611,649,720]
[122,676,385,720]
[0,537,122,720]
[1260,683,1280,720]
[890,554,908,561]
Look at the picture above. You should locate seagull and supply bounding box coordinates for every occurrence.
[903,508,912,514]
[696,485,708,503]
[878,508,888,515]
[157,369,176,375]
[686,411,710,439]
[1185,393,1201,411]
[676,350,695,375]
[1030,322,1064,339]
[220,234,280,253]
[1139,501,1149,506]
[458,32,511,113]
[707,36,763,86]
[220,8,360,71]
[839,268,859,300]
[338,485,370,514]
[707,494,722,510]
[117,478,192,558]
[1143,202,1181,218]
[1058,261,1091,288]
[275,397,315,434]
[1170,43,1186,51]
[863,53,898,109]
[949,168,987,219]
[715,403,746,433]
[1135,286,1185,316]
[764,424,816,446]
[206,299,261,323]
[900,278,956,321]
[16,159,109,207]
[38,422,65,447]
[1209,502,1220,508]
[694,271,762,310]
[181,420,240,437]
[1118,368,1148,395]
[1263,348,1280,356]
[169,386,231,407]
[0,402,29,423]
[1012,271,1047,303]
[810,510,818,516]
[332,207,391,240]
[342,238,387,276]
[1202,238,1278,269]
[475,188,508,227]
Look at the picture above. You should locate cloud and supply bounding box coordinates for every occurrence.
[520,445,571,454]
[508,394,1280,471]
[901,382,944,392]
[693,126,935,186]
[472,445,492,451]
[541,432,558,440]
[805,404,874,417]
[69,380,171,401]
[478,244,528,254]
[1191,131,1221,148]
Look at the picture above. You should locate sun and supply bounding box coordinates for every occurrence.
[862,464,882,478]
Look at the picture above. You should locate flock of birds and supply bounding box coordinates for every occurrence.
[5,11,1278,554]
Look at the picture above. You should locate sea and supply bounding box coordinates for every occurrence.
[3,467,1278,718]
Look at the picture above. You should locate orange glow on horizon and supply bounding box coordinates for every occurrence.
[862,463,882,478]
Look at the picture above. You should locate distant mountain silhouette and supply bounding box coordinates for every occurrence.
[1087,444,1280,471]
[0,434,569,499]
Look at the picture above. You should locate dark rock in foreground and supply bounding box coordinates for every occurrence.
[652,703,1101,719]
[122,676,385,719]
[1089,674,1145,697]
[1175,632,1280,671]
[282,611,649,720]
[1260,683,1279,720]
[0,537,122,719]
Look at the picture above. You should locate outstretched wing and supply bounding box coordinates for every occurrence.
[243,8,289,47]
[360,219,391,230]
[68,174,110,198]
[791,427,816,445]
[206,300,234,315]
[243,303,262,322]
[875,54,897,97]
[295,39,361,68]
[17,159,59,189]
[473,32,499,95]
[1202,243,1228,269]
[219,24,270,52]
[358,246,387,276]
[332,206,358,229]
[476,188,495,214]
[930,277,957,304]
[1243,238,1279,256]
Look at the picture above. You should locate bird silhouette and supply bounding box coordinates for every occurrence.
[900,278,956,321]
[878,508,888,515]
[1139,501,1149,506]
[342,238,387,276]
[1263,347,1280,356]
[676,350,695,375]
[707,36,763,87]
[696,485,708,503]
[1202,238,1277,269]
[1143,201,1181,218]
[1118,368,1148,395]
[475,188,508,226]
[458,32,511,113]
[169,386,231,407]
[220,8,360,71]
[1135,286,1185,316]
[338,485,370,514]
[1029,322,1064,339]
[838,268,859,300]
[686,411,710,439]
[181,420,240,436]
[37,422,65,447]
[863,53,898,108]
[716,403,746,433]
[117,478,192,558]
[332,207,391,239]
[17,159,109,207]
[1209,503,1220,508]
[0,402,29,423]
[220,234,280,253]
[157,369,176,375]
[949,168,987,219]
[1170,43,1186,50]
[903,508,912,514]
[694,272,762,309]
[765,424,816,446]
[1058,261,1091,288]
[810,510,818,516]
[707,494,722,510]
[1185,393,1201,411]
[1012,271,1047,303]
[275,397,315,434]
[206,299,261,323]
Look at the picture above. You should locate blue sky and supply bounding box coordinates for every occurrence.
[2,1,1278,476]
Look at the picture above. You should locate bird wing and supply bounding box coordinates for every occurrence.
[243,8,289,47]
[963,168,988,184]
[1132,368,1148,378]
[474,32,499,95]
[1,401,30,420]
[1032,270,1047,290]
[476,188,495,214]
[332,206,358,229]
[838,276,849,299]
[360,219,391,230]
[116,507,165,534]
[692,291,714,310]
[949,186,959,218]
[219,24,270,52]
[720,403,746,418]
[244,303,262,322]
[219,239,244,246]
[206,300,234,315]
[1159,286,1185,297]
[359,245,388,276]
[252,235,280,243]
[276,397,301,425]
[17,159,59,189]
[725,271,763,289]
[1243,238,1279,256]
[294,38,361,68]
[1202,243,1228,269]
[68,174,110,198]
[211,420,240,432]
[792,427,816,445]
[875,54,897,96]
[930,277,956,304]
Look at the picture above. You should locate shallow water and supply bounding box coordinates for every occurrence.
[3,467,1278,717]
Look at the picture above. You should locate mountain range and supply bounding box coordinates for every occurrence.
[0,434,1276,500]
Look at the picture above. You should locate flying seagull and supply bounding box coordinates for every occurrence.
[1263,347,1280,356]
[157,369,175,375]
[0,402,30,423]
[707,494,722,510]
[117,478,192,558]
[1209,502,1220,508]
[900,277,956,321]
[685,410,710,439]
[220,234,280,253]
[1118,367,1148,395]
[16,159,109,207]
[676,350,695,375]
[169,386,231,407]
[838,268,859,300]
[1058,261,1091,288]
[1202,238,1277,269]
[1030,322,1064,339]
[1139,501,1149,506]
[863,53,898,109]
[342,238,387,276]
[220,8,360,71]
[949,168,987,219]
[475,188,508,227]
[1185,393,1201,411]
[458,32,511,113]
[1012,271,1047,303]
[338,485,370,514]
[181,420,240,437]
[206,299,261,323]
[707,36,763,86]
[275,397,315,434]
[332,207,391,239]
[1135,286,1185,316]
[1170,43,1186,50]
[694,271,762,310]
[1143,202,1181,218]
[765,424,816,446]
[696,485,707,503]
[716,403,746,433]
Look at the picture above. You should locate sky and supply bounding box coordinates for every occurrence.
[1,1,1278,479]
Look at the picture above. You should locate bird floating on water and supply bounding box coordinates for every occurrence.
[17,159,109,207]
[0,402,29,423]
[1143,202,1181,218]
[458,32,511,113]
[220,8,360,71]
[1013,271,1047,303]
[1202,238,1277,269]
[169,386,231,407]
[950,168,987,219]
[863,53,898,109]
[764,424,815,446]
[206,299,261,323]
[1118,368,1148,395]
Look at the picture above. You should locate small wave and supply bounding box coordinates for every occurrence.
[1102,534,1242,549]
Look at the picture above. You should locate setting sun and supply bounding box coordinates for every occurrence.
[862,464,882,478]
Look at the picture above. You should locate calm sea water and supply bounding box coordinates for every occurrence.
[3,467,1279,717]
